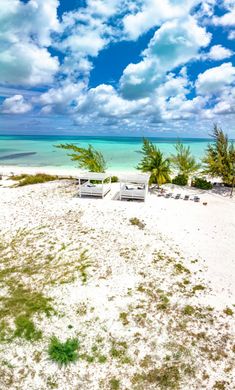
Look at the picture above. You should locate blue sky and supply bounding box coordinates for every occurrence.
[0,0,234,137]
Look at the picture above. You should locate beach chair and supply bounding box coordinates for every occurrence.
[175,193,181,199]
[165,192,172,198]
[194,196,200,202]
[184,195,190,200]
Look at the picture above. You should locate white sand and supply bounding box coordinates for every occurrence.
[0,171,234,389]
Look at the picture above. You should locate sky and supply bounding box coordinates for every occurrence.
[0,0,235,137]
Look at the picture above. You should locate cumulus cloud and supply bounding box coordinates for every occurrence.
[120,17,211,99]
[38,81,86,114]
[75,84,149,123]
[196,62,235,95]
[213,5,235,27]
[1,95,32,114]
[0,0,59,86]
[123,0,201,40]
[205,44,233,60]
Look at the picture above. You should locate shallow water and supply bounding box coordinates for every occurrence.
[0,135,212,172]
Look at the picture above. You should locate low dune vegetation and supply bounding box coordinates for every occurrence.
[0,180,234,389]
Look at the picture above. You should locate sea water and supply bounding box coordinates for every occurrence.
[0,135,212,172]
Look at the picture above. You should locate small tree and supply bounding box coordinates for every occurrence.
[137,138,171,186]
[56,143,107,173]
[203,124,235,196]
[171,141,200,177]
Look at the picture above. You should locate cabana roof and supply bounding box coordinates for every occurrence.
[119,173,150,184]
[78,172,111,181]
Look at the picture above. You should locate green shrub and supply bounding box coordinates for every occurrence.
[191,177,212,190]
[48,337,79,366]
[172,174,188,186]
[111,176,119,183]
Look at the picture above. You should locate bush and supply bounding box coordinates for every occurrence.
[111,176,119,183]
[192,177,212,190]
[48,337,79,366]
[172,174,188,186]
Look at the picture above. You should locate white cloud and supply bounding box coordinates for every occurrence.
[213,7,235,26]
[0,0,60,86]
[39,81,86,114]
[123,0,200,40]
[228,30,235,40]
[205,44,233,60]
[196,62,235,95]
[0,43,59,86]
[1,95,32,114]
[120,17,210,99]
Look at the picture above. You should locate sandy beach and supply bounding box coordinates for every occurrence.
[0,170,234,389]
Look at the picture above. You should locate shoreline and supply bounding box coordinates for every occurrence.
[0,164,135,177]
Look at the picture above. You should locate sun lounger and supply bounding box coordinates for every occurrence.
[175,193,181,199]
[194,196,200,202]
[184,195,190,200]
[165,193,172,198]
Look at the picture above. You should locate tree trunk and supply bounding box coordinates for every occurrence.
[230,176,235,198]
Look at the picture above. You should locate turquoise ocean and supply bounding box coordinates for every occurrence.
[0,135,212,172]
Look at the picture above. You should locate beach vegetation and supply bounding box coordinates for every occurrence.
[172,174,188,186]
[223,307,233,316]
[48,336,79,366]
[110,378,120,390]
[56,143,107,172]
[137,138,171,186]
[192,285,206,294]
[11,173,59,186]
[119,312,129,325]
[191,177,213,190]
[183,305,195,315]
[203,124,235,196]
[171,141,200,176]
[111,175,119,182]
[14,315,42,341]
[129,217,145,229]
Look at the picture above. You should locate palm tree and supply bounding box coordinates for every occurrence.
[203,124,235,196]
[137,138,171,186]
[171,141,200,177]
[56,143,107,173]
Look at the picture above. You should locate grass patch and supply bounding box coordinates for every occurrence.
[110,378,120,389]
[0,283,54,342]
[11,173,59,186]
[223,307,233,316]
[129,218,145,229]
[48,337,79,366]
[192,285,206,294]
[14,316,42,341]
[174,263,190,274]
[182,305,195,316]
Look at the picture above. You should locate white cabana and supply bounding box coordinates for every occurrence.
[78,172,111,198]
[119,173,150,201]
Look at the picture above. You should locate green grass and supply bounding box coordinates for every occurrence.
[48,337,79,366]
[14,316,42,341]
[11,173,59,186]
